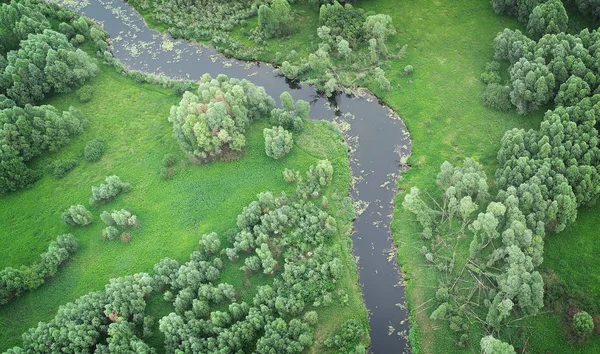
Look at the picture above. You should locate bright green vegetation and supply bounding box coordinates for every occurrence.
[125,0,600,353]
[0,59,367,351]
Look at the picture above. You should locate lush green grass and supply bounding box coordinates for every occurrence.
[0,60,367,351]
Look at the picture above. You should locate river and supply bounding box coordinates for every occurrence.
[54,1,412,352]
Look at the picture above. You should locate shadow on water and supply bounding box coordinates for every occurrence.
[53,0,413,352]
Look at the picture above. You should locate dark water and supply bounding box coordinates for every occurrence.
[55,1,412,352]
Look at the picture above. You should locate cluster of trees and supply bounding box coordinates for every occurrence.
[483,26,600,114]
[0,234,78,305]
[101,209,138,242]
[279,1,396,95]
[61,204,94,226]
[1,29,98,106]
[168,74,275,162]
[0,105,86,194]
[128,0,266,41]
[255,0,294,39]
[406,14,600,349]
[0,0,103,195]
[6,162,359,353]
[89,175,131,206]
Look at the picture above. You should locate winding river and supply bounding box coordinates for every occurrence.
[54,0,412,352]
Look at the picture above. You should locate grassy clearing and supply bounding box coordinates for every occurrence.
[0,60,367,351]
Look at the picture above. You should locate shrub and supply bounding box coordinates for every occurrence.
[283,168,297,183]
[264,126,293,159]
[172,81,193,96]
[482,84,512,112]
[102,226,120,240]
[61,205,93,226]
[89,175,131,206]
[573,311,594,337]
[159,167,176,180]
[84,138,105,162]
[100,211,115,225]
[71,34,85,46]
[77,85,94,103]
[110,209,138,227]
[120,232,132,243]
[402,65,414,76]
[47,159,78,178]
[162,154,178,167]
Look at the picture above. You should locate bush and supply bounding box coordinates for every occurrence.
[102,226,120,240]
[172,81,193,96]
[159,167,176,180]
[84,138,105,162]
[47,159,78,178]
[283,168,297,183]
[482,84,512,112]
[573,311,594,337]
[402,65,414,76]
[77,85,94,103]
[61,205,93,226]
[264,126,293,159]
[120,232,132,243]
[162,154,178,167]
[111,209,138,227]
[89,175,131,206]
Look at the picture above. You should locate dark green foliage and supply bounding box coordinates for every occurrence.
[324,319,365,351]
[575,0,600,19]
[61,204,93,226]
[172,81,193,97]
[482,83,513,112]
[89,175,131,206]
[526,0,568,39]
[509,57,555,114]
[0,234,78,305]
[58,22,75,39]
[0,105,86,194]
[491,0,541,23]
[1,29,98,106]
[0,0,51,55]
[319,2,365,47]
[84,138,104,162]
[46,158,77,178]
[77,85,93,103]
[555,75,591,107]
[168,74,274,161]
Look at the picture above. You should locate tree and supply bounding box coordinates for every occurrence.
[89,175,131,206]
[61,205,93,226]
[480,335,516,354]
[264,126,293,159]
[168,74,274,161]
[509,57,555,114]
[527,0,568,39]
[573,311,594,337]
[555,75,591,107]
[258,5,277,38]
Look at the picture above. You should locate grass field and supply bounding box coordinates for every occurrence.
[0,60,368,351]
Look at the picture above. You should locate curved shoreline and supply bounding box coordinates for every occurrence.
[53,0,413,352]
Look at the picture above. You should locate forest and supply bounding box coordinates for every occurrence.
[2,0,600,353]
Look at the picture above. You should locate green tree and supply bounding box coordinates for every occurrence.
[573,311,594,337]
[264,126,293,159]
[527,0,568,39]
[480,335,516,354]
